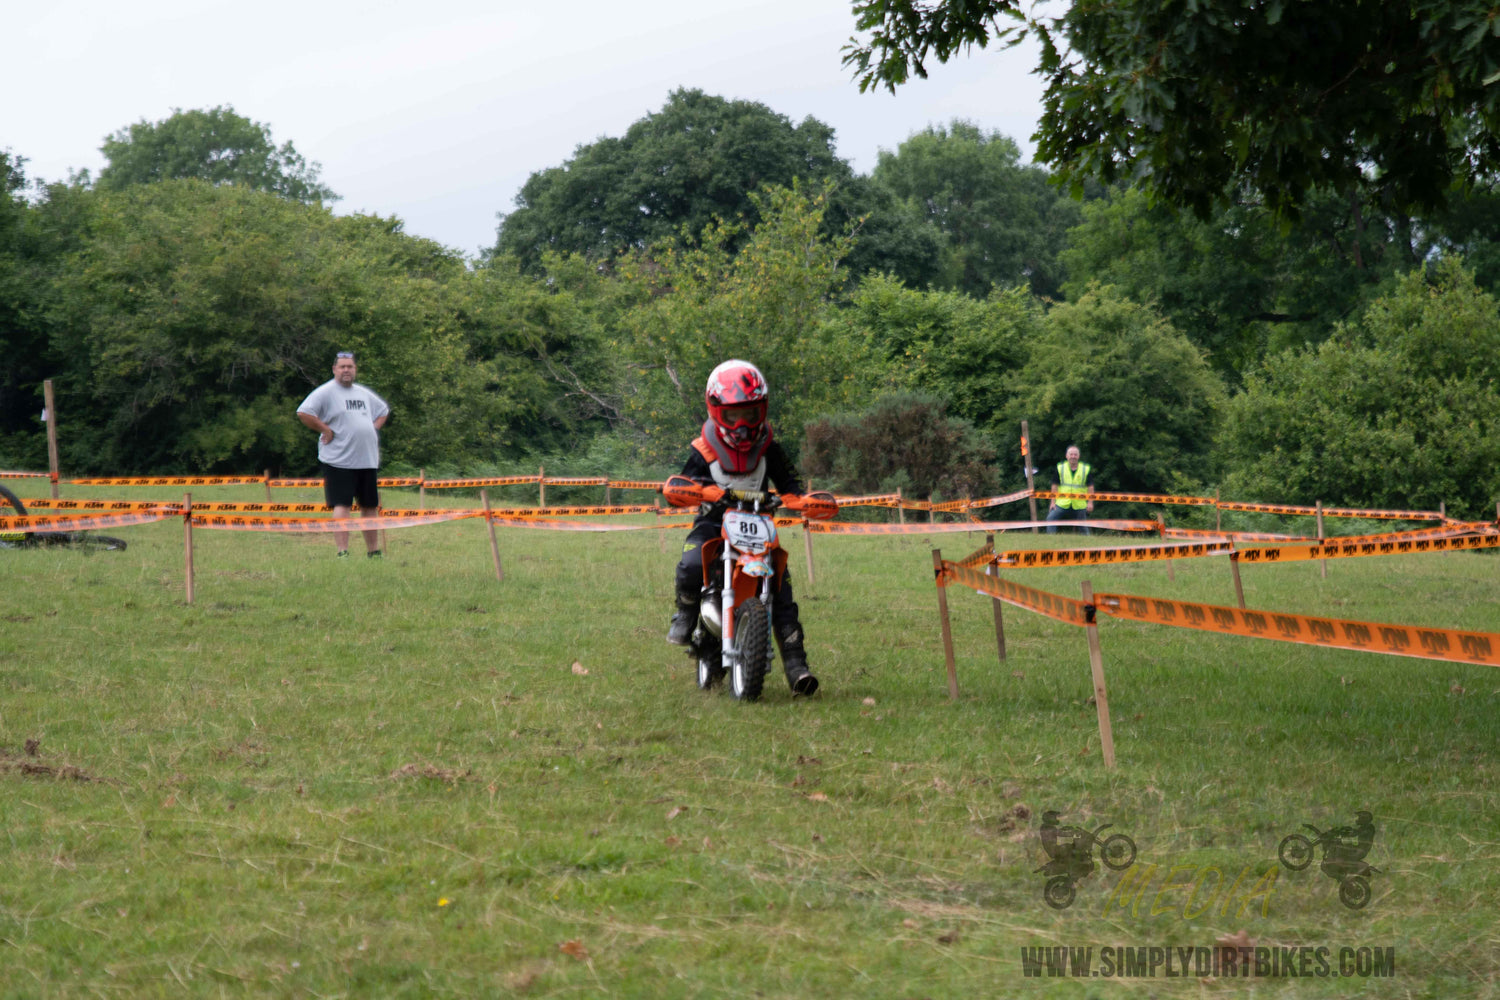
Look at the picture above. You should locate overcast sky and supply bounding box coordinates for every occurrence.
[7,0,1045,258]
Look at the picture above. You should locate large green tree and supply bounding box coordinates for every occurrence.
[97,106,336,203]
[1218,259,1500,518]
[45,181,539,474]
[493,88,939,286]
[872,121,1083,297]
[845,1,1500,218]
[1059,186,1433,379]
[1003,285,1226,494]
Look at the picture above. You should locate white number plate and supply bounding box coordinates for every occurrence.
[723,511,775,553]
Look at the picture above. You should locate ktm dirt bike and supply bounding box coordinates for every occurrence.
[662,476,837,700]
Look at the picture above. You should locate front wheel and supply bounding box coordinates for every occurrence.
[729,601,770,702]
[1278,834,1314,872]
[1100,833,1136,871]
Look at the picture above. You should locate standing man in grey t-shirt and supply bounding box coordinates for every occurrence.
[296,352,390,558]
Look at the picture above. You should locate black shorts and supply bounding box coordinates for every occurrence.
[323,465,380,509]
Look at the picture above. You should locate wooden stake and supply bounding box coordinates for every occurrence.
[1316,500,1327,579]
[656,492,665,553]
[1081,580,1115,769]
[932,549,960,700]
[419,468,426,511]
[538,465,545,507]
[1215,488,1222,532]
[1158,514,1175,582]
[1022,419,1038,532]
[481,489,503,582]
[264,469,272,502]
[986,533,1006,663]
[183,492,195,606]
[802,520,816,590]
[896,488,905,525]
[43,379,60,499]
[605,478,612,507]
[1230,551,1246,609]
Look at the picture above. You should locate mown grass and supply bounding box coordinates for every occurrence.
[1,479,1497,998]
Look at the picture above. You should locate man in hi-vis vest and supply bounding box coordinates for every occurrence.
[1046,445,1094,534]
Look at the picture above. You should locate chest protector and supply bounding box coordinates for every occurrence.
[694,420,772,490]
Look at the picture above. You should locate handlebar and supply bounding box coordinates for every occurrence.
[660,476,839,519]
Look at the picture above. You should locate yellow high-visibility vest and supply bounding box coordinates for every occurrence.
[1056,462,1091,509]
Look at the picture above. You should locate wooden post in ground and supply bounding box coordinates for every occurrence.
[932,549,960,700]
[1158,514,1176,583]
[802,520,816,590]
[481,489,503,582]
[1230,551,1246,609]
[183,493,195,606]
[538,465,545,507]
[419,468,426,511]
[1215,488,1222,532]
[1022,420,1037,532]
[1080,580,1115,769]
[986,533,1006,663]
[43,379,60,499]
[605,477,612,507]
[656,492,666,553]
[1316,500,1327,579]
[896,488,905,526]
[264,469,272,503]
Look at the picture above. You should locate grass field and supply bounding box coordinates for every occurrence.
[2,479,1498,998]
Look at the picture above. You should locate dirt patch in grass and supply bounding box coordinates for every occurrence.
[0,739,105,782]
[389,762,473,783]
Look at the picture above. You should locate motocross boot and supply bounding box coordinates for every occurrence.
[774,617,818,696]
[666,588,698,646]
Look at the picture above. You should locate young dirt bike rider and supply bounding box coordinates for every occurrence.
[665,359,820,696]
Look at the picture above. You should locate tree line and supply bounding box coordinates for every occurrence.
[3,88,1499,517]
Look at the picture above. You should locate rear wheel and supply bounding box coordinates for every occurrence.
[0,483,32,547]
[0,483,26,516]
[1043,876,1076,910]
[729,601,770,702]
[696,642,724,689]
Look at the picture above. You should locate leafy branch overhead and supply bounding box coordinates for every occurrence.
[844,1,1500,218]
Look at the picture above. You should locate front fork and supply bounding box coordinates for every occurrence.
[720,544,774,669]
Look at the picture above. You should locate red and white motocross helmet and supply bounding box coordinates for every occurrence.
[705,359,768,453]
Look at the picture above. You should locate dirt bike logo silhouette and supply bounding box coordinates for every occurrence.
[1278,811,1379,909]
[1035,811,1137,909]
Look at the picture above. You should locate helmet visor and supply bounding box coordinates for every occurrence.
[718,404,763,428]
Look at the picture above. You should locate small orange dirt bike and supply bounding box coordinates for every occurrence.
[662,476,837,700]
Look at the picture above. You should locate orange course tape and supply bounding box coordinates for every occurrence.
[1095,592,1500,668]
[994,539,1236,569]
[940,562,1091,625]
[1034,489,1215,506]
[1235,531,1500,565]
[807,519,1159,536]
[0,511,172,532]
[190,511,481,532]
[68,476,266,486]
[1217,500,1443,520]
